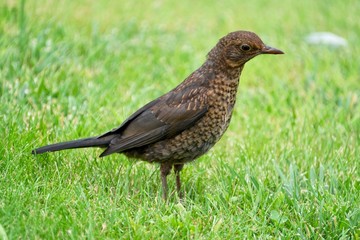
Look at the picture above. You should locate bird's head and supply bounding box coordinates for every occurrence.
[208,31,284,68]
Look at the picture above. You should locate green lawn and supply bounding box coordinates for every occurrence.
[1,0,359,239]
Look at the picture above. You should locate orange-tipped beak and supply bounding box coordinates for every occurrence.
[262,45,284,54]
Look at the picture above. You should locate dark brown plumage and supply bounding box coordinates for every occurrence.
[32,30,284,200]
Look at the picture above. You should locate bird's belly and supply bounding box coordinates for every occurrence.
[125,106,233,164]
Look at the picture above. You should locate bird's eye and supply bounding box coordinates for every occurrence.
[240,44,251,51]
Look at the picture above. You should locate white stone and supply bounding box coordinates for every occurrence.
[305,32,348,47]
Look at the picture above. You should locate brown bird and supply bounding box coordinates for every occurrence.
[32,30,283,200]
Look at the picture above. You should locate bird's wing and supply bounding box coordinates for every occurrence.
[99,85,209,157]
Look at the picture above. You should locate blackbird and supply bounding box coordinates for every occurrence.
[32,30,283,200]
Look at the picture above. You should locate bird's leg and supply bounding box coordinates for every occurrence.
[174,164,184,200]
[160,163,172,201]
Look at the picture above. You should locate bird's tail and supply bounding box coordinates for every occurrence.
[32,137,111,154]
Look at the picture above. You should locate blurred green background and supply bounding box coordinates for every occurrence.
[1,0,359,239]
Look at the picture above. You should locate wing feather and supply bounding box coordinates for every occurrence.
[98,84,209,157]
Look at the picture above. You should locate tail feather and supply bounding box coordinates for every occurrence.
[32,137,111,154]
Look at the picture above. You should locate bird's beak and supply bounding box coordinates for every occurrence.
[261,45,284,54]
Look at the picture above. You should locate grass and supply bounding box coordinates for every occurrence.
[1,0,359,239]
